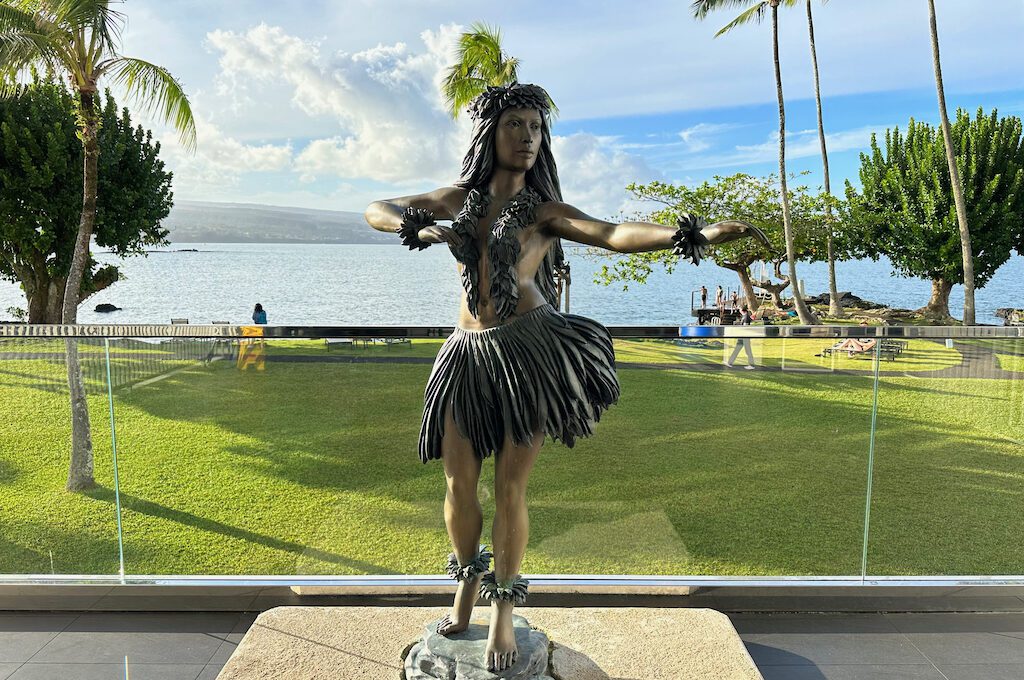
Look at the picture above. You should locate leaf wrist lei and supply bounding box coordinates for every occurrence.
[396,207,436,251]
[672,213,710,265]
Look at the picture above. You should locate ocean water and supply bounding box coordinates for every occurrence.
[0,243,1020,326]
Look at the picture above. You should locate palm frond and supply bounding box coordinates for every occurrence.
[691,0,758,21]
[102,55,196,150]
[465,21,502,58]
[0,4,73,95]
[460,35,502,80]
[715,2,769,37]
[443,71,487,117]
[493,55,518,87]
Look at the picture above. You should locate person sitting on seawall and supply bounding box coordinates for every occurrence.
[252,303,267,325]
[724,304,757,370]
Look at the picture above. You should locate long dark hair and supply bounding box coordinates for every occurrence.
[454,88,564,307]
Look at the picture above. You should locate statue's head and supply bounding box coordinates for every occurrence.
[456,83,561,203]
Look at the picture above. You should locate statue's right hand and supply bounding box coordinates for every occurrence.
[418,225,463,247]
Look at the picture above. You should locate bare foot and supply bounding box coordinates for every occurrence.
[485,600,518,672]
[436,573,482,636]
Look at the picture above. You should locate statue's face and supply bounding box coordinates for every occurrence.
[494,107,543,173]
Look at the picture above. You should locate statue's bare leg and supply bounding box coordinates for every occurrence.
[436,407,484,636]
[486,429,543,672]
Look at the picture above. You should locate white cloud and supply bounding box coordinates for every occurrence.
[551,133,663,220]
[158,115,293,195]
[678,122,737,153]
[205,23,467,185]
[676,124,889,171]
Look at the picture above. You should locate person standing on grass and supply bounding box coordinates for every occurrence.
[725,304,756,370]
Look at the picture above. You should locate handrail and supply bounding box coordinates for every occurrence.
[0,323,1021,339]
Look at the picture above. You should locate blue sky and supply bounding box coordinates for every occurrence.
[117,0,1024,217]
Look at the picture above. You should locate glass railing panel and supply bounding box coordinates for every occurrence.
[111,336,444,576]
[0,337,121,575]
[588,335,874,576]
[866,336,1024,575]
[102,334,873,577]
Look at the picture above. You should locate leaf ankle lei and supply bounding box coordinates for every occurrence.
[445,545,493,581]
[479,572,529,605]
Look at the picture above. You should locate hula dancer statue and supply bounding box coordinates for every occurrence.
[365,83,766,673]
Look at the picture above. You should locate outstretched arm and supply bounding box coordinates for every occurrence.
[539,202,770,261]
[364,187,465,233]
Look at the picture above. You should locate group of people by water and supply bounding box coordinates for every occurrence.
[700,284,744,313]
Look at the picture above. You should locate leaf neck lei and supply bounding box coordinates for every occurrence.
[449,185,543,321]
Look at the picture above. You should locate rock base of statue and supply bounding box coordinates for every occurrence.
[404,613,553,680]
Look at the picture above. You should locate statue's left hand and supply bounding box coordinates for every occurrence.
[673,214,773,265]
[701,220,771,249]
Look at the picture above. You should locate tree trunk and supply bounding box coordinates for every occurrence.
[63,91,99,493]
[806,0,843,319]
[26,285,47,324]
[771,3,818,324]
[752,260,790,309]
[826,236,842,317]
[921,277,953,319]
[26,273,68,324]
[724,262,761,313]
[928,0,975,325]
[46,278,64,323]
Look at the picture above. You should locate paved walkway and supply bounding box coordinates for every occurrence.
[1,610,1022,679]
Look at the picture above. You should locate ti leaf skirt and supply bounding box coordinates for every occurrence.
[419,304,620,463]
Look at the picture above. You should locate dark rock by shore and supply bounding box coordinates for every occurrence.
[94,303,121,313]
[996,308,1023,325]
[803,291,882,309]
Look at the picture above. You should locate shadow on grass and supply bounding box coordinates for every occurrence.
[0,517,122,575]
[0,458,21,485]
[85,487,398,575]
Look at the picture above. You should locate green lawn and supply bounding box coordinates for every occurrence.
[997,353,1024,373]
[0,340,1021,578]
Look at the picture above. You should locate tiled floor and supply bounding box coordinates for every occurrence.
[734,612,1024,679]
[2,610,1024,679]
[0,611,255,680]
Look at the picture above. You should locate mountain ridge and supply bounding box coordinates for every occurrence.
[163,199,395,244]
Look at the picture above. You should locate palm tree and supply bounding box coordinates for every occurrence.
[441,22,520,118]
[927,0,975,325]
[692,0,818,323]
[803,0,843,318]
[0,0,196,490]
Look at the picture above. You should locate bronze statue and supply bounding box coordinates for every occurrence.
[365,83,766,673]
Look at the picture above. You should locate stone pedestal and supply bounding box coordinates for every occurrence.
[217,606,762,680]
[404,614,552,680]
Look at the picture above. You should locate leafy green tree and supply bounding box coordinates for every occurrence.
[692,0,819,323]
[927,0,975,324]
[593,173,839,311]
[0,80,173,323]
[0,0,195,492]
[846,109,1024,319]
